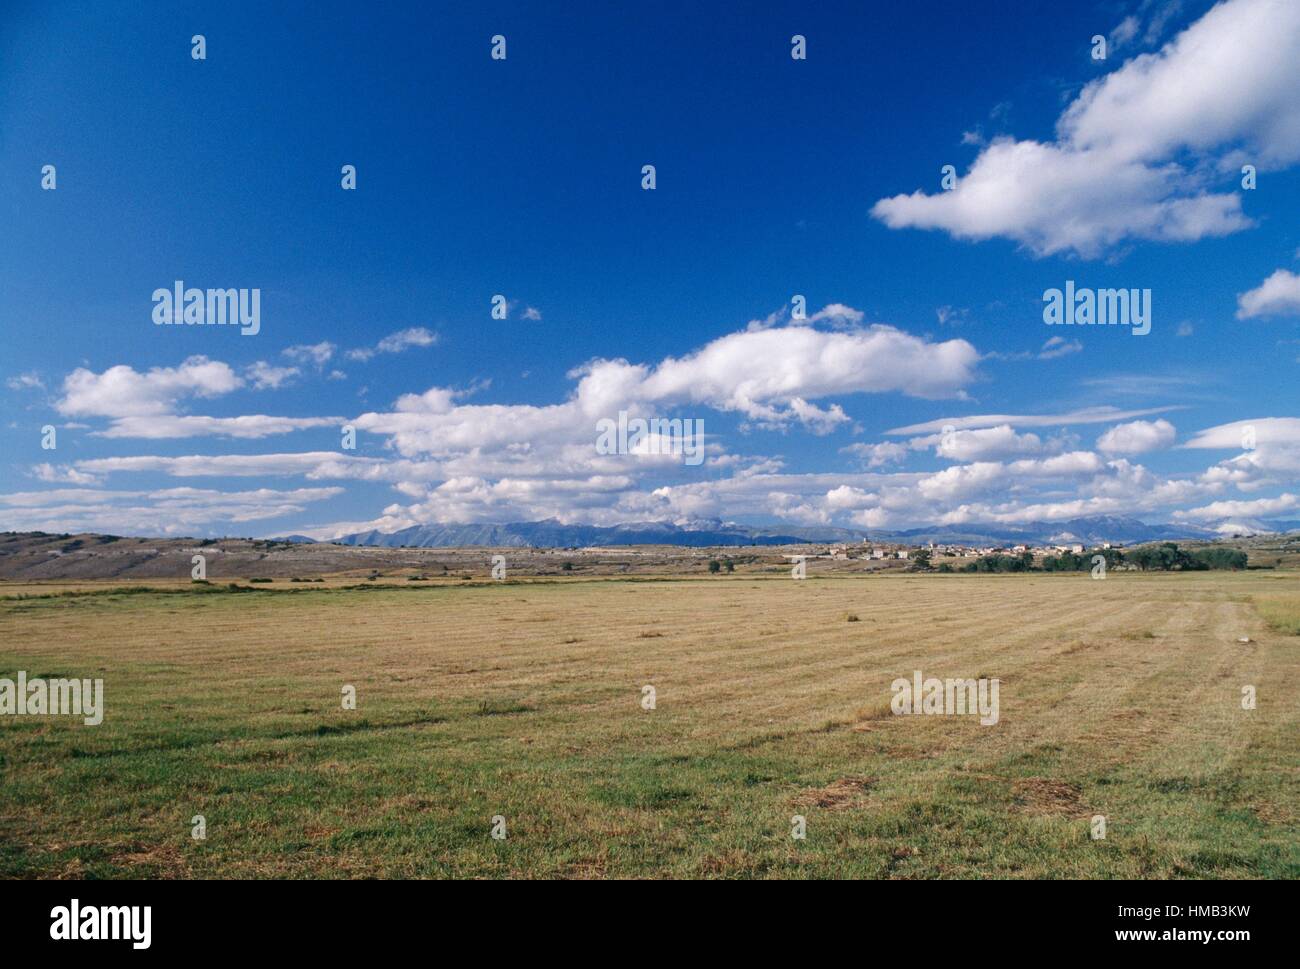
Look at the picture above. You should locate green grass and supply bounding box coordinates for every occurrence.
[1,572,1296,879]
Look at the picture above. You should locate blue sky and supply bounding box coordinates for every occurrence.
[2,0,1298,538]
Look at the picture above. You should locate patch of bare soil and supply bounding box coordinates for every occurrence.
[1012,777,1087,816]
[793,776,875,810]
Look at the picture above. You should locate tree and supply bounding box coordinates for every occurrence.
[707,559,721,573]
[1192,547,1247,570]
[911,548,932,570]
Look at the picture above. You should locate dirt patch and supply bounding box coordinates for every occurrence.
[793,776,875,810]
[111,842,190,877]
[1012,777,1086,816]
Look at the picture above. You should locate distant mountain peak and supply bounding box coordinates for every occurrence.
[327,513,1289,549]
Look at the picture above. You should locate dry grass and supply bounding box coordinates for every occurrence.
[1255,595,1300,636]
[1,571,1296,879]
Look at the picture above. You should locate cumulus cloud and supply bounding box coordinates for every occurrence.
[872,0,1300,257]
[1180,418,1300,482]
[31,463,100,486]
[21,308,1298,535]
[356,309,979,470]
[636,321,979,417]
[1236,268,1300,318]
[841,441,913,468]
[245,361,299,390]
[52,356,343,439]
[936,425,1053,461]
[1096,418,1177,454]
[57,357,242,418]
[1173,492,1298,520]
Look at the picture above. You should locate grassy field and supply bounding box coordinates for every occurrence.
[1,571,1296,879]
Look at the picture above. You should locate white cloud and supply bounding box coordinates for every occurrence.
[377,327,437,353]
[1182,418,1300,448]
[245,361,299,390]
[57,356,241,418]
[348,327,438,361]
[1111,16,1141,49]
[356,310,978,466]
[805,303,865,328]
[0,485,343,534]
[636,319,979,418]
[1180,418,1300,482]
[841,441,912,468]
[936,425,1051,461]
[73,452,374,478]
[872,0,1300,257]
[6,372,44,391]
[1038,335,1082,359]
[94,415,340,440]
[282,342,336,367]
[50,357,342,439]
[31,463,99,486]
[1096,418,1177,454]
[887,405,1175,435]
[1237,268,1300,318]
[19,303,1298,536]
[1173,492,1298,520]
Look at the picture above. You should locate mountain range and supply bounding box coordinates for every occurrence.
[292,515,1300,549]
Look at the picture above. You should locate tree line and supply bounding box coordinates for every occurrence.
[920,543,1246,573]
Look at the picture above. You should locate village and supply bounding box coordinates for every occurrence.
[813,539,1117,564]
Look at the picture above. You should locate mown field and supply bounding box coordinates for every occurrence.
[1,571,1296,879]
